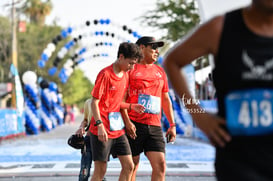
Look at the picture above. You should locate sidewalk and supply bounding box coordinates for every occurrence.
[0,115,216,181]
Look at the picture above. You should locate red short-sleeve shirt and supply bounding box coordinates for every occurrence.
[89,64,128,138]
[127,64,169,126]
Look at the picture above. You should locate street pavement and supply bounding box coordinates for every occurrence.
[0,115,216,181]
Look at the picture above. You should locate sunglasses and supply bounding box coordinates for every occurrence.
[146,44,159,50]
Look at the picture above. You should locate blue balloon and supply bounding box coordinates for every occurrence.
[95,31,99,36]
[101,53,108,57]
[157,56,164,65]
[61,29,68,38]
[99,19,105,24]
[37,60,46,68]
[65,42,70,49]
[41,53,48,61]
[105,19,110,24]
[24,85,29,91]
[49,82,57,92]
[69,40,75,47]
[58,72,62,79]
[34,96,39,103]
[59,70,67,80]
[29,89,35,97]
[63,69,69,76]
[133,31,138,37]
[58,69,65,78]
[77,58,85,64]
[67,27,73,34]
[48,67,57,76]
[61,68,66,74]
[79,48,86,55]
[61,76,68,84]
[30,104,36,111]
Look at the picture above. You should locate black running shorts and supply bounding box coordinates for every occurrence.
[127,121,165,156]
[90,133,131,161]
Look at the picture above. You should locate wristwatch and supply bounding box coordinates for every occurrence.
[94,120,103,126]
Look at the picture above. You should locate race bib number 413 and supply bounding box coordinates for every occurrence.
[225,89,273,136]
[138,94,160,114]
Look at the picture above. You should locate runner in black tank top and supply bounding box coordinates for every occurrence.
[164,0,273,180]
[213,9,273,181]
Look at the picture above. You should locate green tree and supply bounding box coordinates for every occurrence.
[141,0,210,71]
[0,16,12,82]
[17,23,63,77]
[21,0,52,26]
[140,0,200,42]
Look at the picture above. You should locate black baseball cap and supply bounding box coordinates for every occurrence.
[136,36,164,47]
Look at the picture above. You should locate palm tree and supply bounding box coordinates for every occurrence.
[22,0,52,26]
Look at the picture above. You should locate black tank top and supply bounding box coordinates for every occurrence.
[212,9,273,177]
[213,9,273,119]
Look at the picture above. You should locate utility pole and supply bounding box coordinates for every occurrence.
[11,0,18,108]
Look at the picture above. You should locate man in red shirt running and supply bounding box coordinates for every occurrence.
[123,36,177,181]
[89,42,142,181]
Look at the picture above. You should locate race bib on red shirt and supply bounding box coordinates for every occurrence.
[108,112,124,131]
[138,94,160,114]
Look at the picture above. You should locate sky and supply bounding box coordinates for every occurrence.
[0,0,251,83]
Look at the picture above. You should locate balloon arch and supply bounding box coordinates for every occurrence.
[21,18,144,134]
[21,18,211,140]
[37,19,141,83]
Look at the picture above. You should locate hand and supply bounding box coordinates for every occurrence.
[131,104,145,114]
[193,113,231,147]
[165,126,176,143]
[125,121,137,139]
[75,127,85,137]
[97,124,108,142]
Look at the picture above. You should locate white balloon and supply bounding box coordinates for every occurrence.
[65,67,73,76]
[58,93,63,99]
[29,84,38,94]
[63,59,73,69]
[43,88,51,100]
[57,51,65,59]
[47,43,56,52]
[61,47,68,54]
[22,71,37,84]
[50,92,57,102]
[66,59,74,66]
[43,48,51,55]
[43,48,52,58]
[63,63,71,69]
